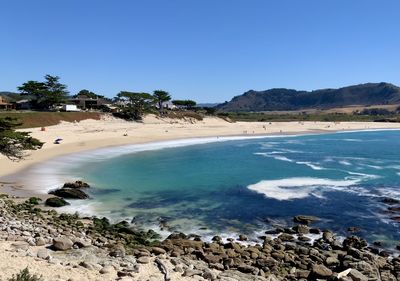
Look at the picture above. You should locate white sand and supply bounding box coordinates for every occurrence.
[1,114,400,179]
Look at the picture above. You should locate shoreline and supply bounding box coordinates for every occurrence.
[1,116,400,280]
[2,115,400,184]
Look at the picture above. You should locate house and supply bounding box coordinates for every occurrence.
[0,96,15,110]
[15,99,32,110]
[68,94,109,109]
[62,104,80,112]
[154,101,176,110]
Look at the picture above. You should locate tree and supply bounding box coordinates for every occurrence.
[172,99,197,109]
[0,117,43,161]
[115,91,154,120]
[18,75,68,109]
[153,90,171,113]
[75,89,103,99]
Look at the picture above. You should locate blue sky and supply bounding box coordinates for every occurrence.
[1,1,399,102]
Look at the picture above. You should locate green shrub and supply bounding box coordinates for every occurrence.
[26,197,41,205]
[8,268,43,281]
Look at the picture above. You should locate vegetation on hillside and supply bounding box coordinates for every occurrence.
[218,111,400,123]
[218,83,400,112]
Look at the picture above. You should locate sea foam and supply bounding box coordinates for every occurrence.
[247,177,361,201]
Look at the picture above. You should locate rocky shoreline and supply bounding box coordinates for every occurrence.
[0,190,399,281]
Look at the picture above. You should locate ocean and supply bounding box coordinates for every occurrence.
[20,130,400,248]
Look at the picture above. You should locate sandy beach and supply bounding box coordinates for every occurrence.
[2,114,400,180]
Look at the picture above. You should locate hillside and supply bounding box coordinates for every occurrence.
[217,83,400,112]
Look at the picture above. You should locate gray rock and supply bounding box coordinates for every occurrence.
[151,247,166,255]
[53,237,73,251]
[109,244,125,257]
[35,237,46,246]
[37,248,51,260]
[183,269,203,277]
[11,241,29,251]
[293,215,319,225]
[325,256,340,266]
[348,269,368,281]
[311,264,333,278]
[137,256,150,264]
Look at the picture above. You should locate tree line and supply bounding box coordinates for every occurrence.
[15,74,197,119]
[0,74,200,160]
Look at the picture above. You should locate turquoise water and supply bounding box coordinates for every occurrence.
[64,131,400,246]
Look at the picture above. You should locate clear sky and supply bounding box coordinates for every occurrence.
[1,1,399,103]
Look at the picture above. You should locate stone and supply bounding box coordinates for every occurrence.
[99,265,114,274]
[11,241,29,251]
[52,237,73,251]
[109,244,125,257]
[183,269,203,277]
[137,256,150,264]
[293,215,319,225]
[49,188,89,199]
[278,233,294,241]
[293,224,309,234]
[311,264,333,278]
[382,198,399,205]
[35,237,46,246]
[63,181,90,189]
[325,256,340,266]
[348,269,368,281]
[37,248,51,260]
[238,234,247,241]
[45,197,70,207]
[151,247,166,255]
[322,230,334,241]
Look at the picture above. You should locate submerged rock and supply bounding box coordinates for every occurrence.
[293,215,319,225]
[382,198,400,205]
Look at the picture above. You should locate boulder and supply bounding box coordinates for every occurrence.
[348,269,368,281]
[293,224,309,234]
[49,188,89,199]
[53,237,73,251]
[311,264,333,278]
[382,198,399,205]
[45,197,70,207]
[151,247,166,255]
[63,180,90,189]
[99,265,114,274]
[35,237,46,246]
[293,215,319,225]
[109,244,125,257]
[238,234,248,241]
[37,248,51,260]
[137,256,150,264]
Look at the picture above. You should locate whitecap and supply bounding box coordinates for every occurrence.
[272,156,294,162]
[296,161,325,170]
[247,177,361,201]
[339,160,352,166]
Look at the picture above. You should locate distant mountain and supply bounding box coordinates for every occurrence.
[217,83,400,112]
[0,92,25,102]
[197,103,220,108]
